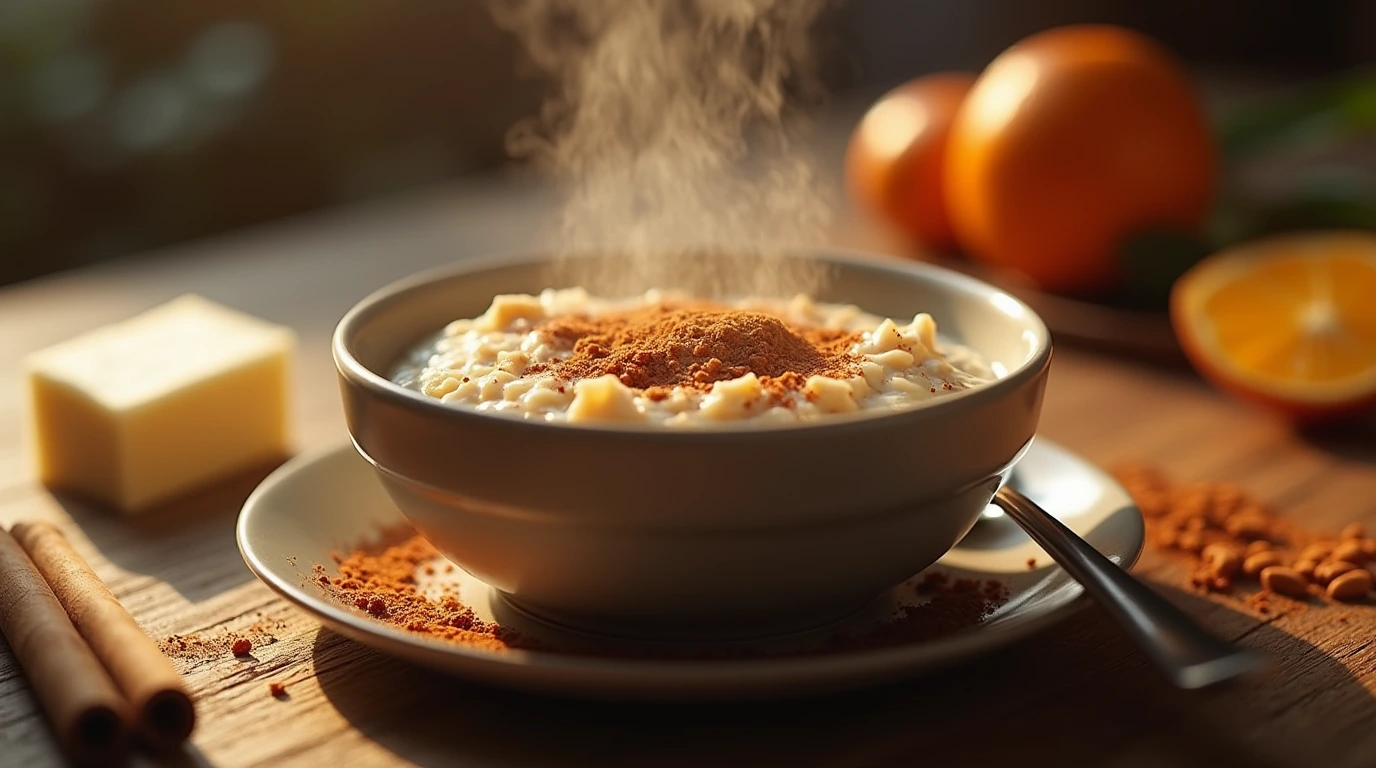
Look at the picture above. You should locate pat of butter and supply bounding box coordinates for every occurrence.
[24,295,295,513]
[567,374,643,422]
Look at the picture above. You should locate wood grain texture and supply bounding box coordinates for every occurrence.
[1,174,1375,768]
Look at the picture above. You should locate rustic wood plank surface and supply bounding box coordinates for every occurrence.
[2,169,1376,768]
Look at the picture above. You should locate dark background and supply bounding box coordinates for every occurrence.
[2,0,1371,286]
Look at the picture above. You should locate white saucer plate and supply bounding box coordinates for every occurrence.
[237,438,1143,699]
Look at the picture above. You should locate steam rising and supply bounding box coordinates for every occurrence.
[491,0,832,298]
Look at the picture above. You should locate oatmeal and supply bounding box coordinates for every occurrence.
[392,289,992,425]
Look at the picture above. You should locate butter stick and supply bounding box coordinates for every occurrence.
[24,295,294,513]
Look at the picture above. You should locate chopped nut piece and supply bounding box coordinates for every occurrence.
[1313,561,1360,585]
[1225,513,1268,540]
[1260,567,1308,598]
[1242,550,1283,578]
[1294,559,1318,580]
[1299,544,1333,563]
[1326,569,1373,601]
[1332,540,1367,565]
[1340,523,1366,541]
[1202,544,1242,579]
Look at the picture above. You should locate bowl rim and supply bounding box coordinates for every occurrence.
[332,248,1053,438]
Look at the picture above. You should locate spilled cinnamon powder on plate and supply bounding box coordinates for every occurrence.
[529,305,864,399]
[846,572,1009,650]
[313,533,517,653]
[311,531,1007,658]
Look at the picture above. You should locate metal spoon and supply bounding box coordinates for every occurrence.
[991,485,1266,689]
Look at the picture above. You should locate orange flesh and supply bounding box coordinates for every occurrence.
[1200,253,1376,385]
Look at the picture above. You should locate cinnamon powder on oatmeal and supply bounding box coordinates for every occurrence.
[529,306,863,395]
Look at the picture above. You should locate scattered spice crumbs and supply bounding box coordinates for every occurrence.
[268,682,288,698]
[1026,557,1038,570]
[1111,462,1375,607]
[231,638,252,656]
[160,618,284,661]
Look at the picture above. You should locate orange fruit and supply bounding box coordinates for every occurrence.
[845,73,976,252]
[945,25,1216,294]
[1171,231,1376,420]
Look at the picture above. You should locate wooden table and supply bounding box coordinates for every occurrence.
[3,174,1376,768]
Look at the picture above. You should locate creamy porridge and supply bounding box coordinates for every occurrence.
[392,289,992,425]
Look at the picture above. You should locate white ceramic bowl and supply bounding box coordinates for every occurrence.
[333,251,1052,638]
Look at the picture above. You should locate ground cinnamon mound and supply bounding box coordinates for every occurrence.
[531,306,863,392]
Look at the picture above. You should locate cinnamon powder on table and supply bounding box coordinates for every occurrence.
[160,617,285,660]
[1110,462,1376,606]
[311,532,1007,658]
[528,305,864,399]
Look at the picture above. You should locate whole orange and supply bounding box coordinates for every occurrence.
[845,73,976,252]
[944,25,1216,294]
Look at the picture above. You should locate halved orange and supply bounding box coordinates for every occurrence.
[1171,231,1376,420]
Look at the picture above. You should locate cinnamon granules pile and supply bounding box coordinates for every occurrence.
[1111,463,1375,604]
[530,305,862,396]
[313,532,1007,657]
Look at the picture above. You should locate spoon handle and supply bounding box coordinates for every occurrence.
[991,486,1266,689]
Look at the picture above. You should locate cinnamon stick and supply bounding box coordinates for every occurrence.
[11,521,196,751]
[0,527,127,763]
